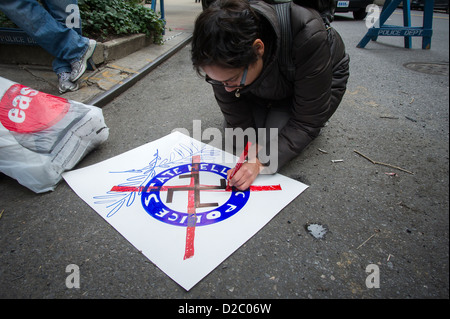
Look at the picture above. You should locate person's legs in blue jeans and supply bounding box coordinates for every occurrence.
[42,0,84,75]
[0,0,89,68]
[43,0,89,92]
[0,0,95,92]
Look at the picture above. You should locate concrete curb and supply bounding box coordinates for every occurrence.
[0,31,193,107]
[0,33,155,66]
[96,34,156,65]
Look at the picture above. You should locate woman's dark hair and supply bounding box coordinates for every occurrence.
[191,0,261,74]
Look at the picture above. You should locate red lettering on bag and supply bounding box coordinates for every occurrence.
[0,84,69,133]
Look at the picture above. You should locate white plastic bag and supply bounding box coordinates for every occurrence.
[0,76,109,193]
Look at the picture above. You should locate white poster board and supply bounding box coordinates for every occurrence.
[63,132,308,290]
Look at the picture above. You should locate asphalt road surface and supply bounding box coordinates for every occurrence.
[0,6,448,299]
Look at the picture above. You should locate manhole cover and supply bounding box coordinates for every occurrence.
[403,62,449,76]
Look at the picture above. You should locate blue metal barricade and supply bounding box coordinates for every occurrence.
[357,0,435,49]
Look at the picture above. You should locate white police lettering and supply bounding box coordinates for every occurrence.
[8,87,38,123]
[404,30,424,36]
[378,29,401,36]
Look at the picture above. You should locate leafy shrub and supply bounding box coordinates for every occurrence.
[0,12,16,28]
[0,0,165,44]
[79,0,165,44]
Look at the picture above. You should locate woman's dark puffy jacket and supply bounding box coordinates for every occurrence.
[212,0,350,172]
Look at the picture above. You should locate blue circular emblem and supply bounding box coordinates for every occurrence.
[141,162,250,227]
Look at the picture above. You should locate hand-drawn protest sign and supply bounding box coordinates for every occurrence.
[63,132,308,290]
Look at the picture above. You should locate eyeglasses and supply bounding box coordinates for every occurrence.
[205,66,248,88]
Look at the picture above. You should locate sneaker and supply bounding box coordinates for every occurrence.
[58,72,79,93]
[69,39,97,82]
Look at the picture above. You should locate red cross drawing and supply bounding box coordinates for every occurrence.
[111,156,281,260]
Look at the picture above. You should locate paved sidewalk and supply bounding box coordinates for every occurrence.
[0,1,202,106]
